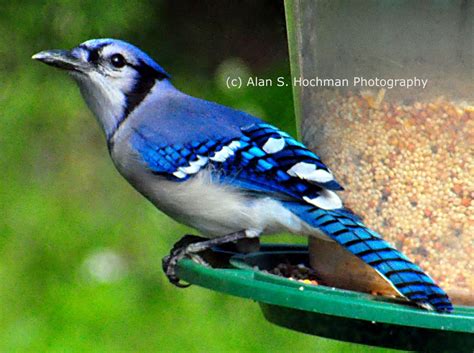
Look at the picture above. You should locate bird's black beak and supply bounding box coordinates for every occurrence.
[32,49,88,73]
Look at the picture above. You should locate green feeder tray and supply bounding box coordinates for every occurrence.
[177,244,474,353]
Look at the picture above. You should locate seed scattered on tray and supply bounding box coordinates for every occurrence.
[265,263,321,286]
[266,263,396,297]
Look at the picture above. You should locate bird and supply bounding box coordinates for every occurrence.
[32,38,453,312]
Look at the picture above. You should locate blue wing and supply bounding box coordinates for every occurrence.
[132,122,343,208]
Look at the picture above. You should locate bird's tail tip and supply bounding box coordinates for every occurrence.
[414,292,453,313]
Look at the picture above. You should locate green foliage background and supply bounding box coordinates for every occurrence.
[0,1,401,352]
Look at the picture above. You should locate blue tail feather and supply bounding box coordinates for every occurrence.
[283,201,453,312]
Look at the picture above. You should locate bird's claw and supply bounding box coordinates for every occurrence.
[162,253,190,288]
[162,231,248,287]
[162,234,208,287]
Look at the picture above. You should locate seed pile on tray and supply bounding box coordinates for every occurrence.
[301,89,473,298]
[266,263,321,286]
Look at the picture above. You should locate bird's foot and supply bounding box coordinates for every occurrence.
[162,235,207,288]
[162,231,248,287]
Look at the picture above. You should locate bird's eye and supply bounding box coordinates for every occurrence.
[110,54,126,68]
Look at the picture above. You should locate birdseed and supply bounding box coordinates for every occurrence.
[266,263,320,286]
[301,89,473,304]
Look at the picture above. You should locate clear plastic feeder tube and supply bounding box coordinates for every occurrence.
[286,0,473,304]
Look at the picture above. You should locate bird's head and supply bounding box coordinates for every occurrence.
[33,39,170,139]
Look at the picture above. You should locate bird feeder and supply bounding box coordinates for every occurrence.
[286,0,473,306]
[176,0,474,351]
[177,245,473,352]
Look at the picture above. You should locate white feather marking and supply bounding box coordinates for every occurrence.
[287,162,334,183]
[173,170,187,179]
[178,155,208,175]
[228,141,241,150]
[303,190,342,210]
[262,137,285,154]
[309,169,334,183]
[210,146,233,162]
[195,155,209,166]
[210,141,241,162]
[178,164,199,175]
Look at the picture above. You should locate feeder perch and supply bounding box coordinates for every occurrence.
[176,245,474,352]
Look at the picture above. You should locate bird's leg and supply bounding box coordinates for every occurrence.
[168,234,209,253]
[235,237,261,253]
[162,230,249,287]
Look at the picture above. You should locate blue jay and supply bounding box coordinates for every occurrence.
[33,39,452,312]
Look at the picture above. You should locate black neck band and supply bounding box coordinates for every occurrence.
[107,60,169,148]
